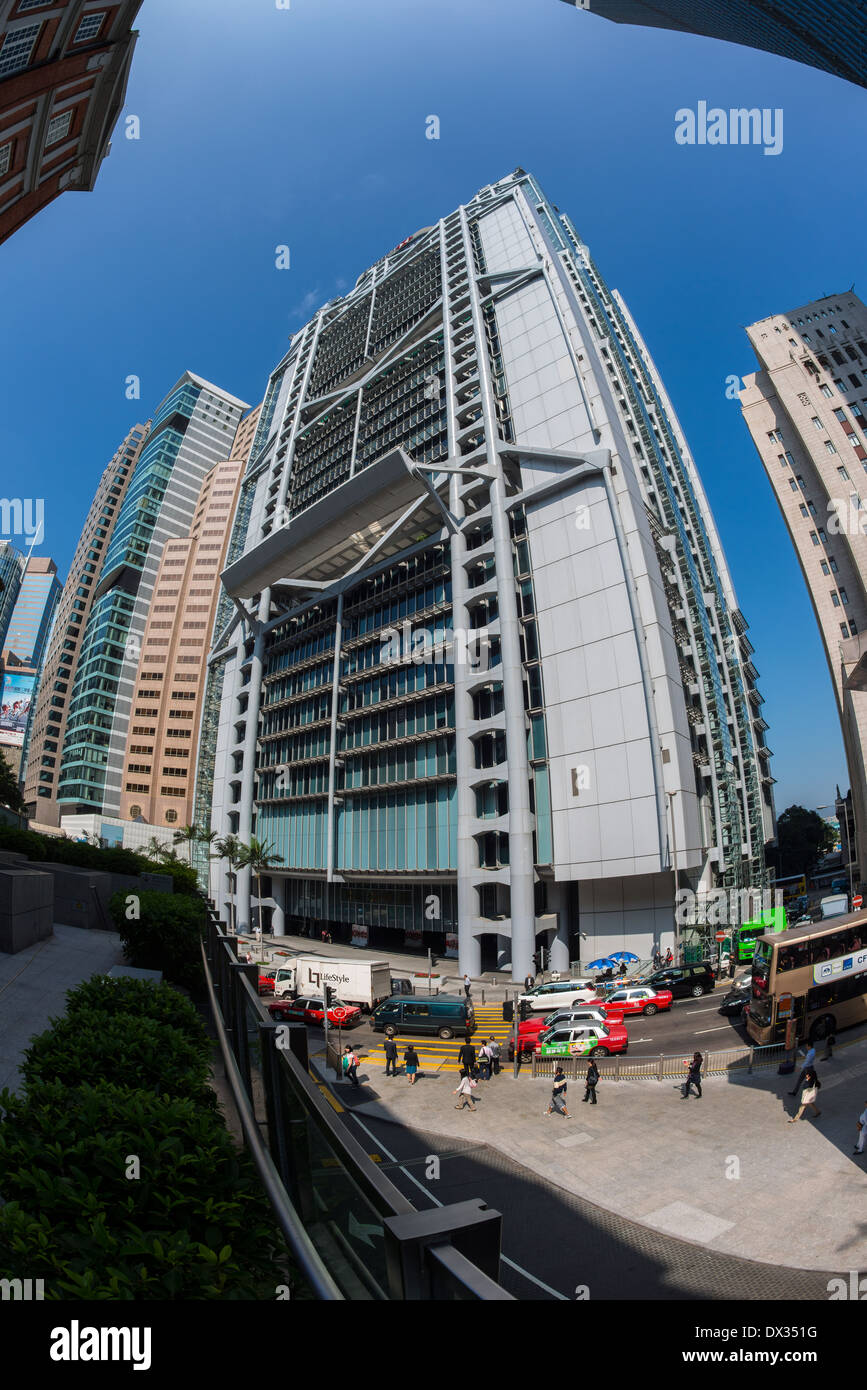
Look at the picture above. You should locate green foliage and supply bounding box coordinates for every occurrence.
[20,1011,213,1107]
[0,750,24,816]
[0,823,199,890]
[0,1082,290,1300]
[110,890,206,991]
[0,824,46,859]
[148,858,199,897]
[777,804,839,879]
[65,974,207,1041]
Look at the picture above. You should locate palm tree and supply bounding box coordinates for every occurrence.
[145,836,165,862]
[197,827,219,899]
[173,822,199,868]
[237,836,281,955]
[214,833,242,934]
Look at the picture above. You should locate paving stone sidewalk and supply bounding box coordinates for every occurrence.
[337,1040,867,1273]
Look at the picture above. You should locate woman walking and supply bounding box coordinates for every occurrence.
[403,1044,420,1085]
[682,1051,703,1099]
[454,1073,477,1112]
[788,1068,822,1122]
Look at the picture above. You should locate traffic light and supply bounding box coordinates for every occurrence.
[324,985,335,1009]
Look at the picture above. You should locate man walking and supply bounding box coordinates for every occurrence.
[457,1036,476,1079]
[464,972,472,999]
[788,1043,817,1097]
[478,1039,492,1081]
[583,1059,599,1104]
[383,1035,399,1077]
[546,1065,570,1117]
[488,1036,501,1076]
[524,972,534,993]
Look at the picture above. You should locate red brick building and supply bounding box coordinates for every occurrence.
[0,1,142,246]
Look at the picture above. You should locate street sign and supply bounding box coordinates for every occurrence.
[715,931,726,941]
[854,894,863,910]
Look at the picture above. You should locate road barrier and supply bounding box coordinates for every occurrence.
[529,1041,790,1081]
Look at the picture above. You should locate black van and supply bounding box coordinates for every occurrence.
[371,994,475,1040]
[645,961,717,999]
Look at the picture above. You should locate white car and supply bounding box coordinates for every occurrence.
[518,979,597,1012]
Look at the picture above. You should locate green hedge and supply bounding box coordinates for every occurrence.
[0,1081,289,1299]
[0,824,199,895]
[20,1010,214,1107]
[110,890,206,991]
[64,974,207,1038]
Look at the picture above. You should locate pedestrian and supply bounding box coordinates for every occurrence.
[457,1036,476,1079]
[546,1065,570,1117]
[788,1043,817,1096]
[403,1044,420,1084]
[583,1059,599,1105]
[383,1035,399,1077]
[618,961,627,977]
[665,948,673,966]
[853,1100,867,1155]
[478,1039,492,1081]
[788,1068,821,1122]
[489,1036,501,1075]
[342,1044,360,1088]
[524,973,534,993]
[820,1031,836,1062]
[682,1050,703,1099]
[454,1073,477,1112]
[464,972,472,998]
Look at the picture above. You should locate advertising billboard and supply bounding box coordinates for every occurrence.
[0,671,35,747]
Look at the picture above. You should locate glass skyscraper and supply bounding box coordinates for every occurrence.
[57,373,248,817]
[206,171,773,977]
[561,1,867,87]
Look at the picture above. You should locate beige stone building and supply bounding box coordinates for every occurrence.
[119,407,260,830]
[741,292,867,882]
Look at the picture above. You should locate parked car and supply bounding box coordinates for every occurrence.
[591,986,672,1017]
[517,980,597,1013]
[535,1021,629,1058]
[717,985,751,1017]
[257,973,275,996]
[644,961,716,999]
[268,996,362,1027]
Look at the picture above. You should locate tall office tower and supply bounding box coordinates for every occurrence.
[0,540,24,648]
[57,375,248,820]
[0,1,143,245]
[2,555,60,665]
[741,293,867,885]
[118,407,259,832]
[207,170,772,974]
[22,422,149,824]
[560,2,867,88]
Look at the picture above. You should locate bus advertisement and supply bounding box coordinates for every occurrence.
[746,912,867,1047]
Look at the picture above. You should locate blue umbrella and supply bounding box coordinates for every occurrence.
[586,956,616,970]
[609,951,639,963]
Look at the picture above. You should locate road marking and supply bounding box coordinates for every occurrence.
[695,1025,732,1035]
[317,1083,344,1113]
[685,1005,720,1015]
[345,1108,568,1299]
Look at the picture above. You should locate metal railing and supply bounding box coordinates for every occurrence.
[529,1041,789,1081]
[201,906,512,1300]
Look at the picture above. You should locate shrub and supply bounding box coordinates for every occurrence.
[65,974,207,1042]
[0,1082,292,1299]
[0,825,47,859]
[20,1010,213,1107]
[110,890,206,991]
[148,859,199,897]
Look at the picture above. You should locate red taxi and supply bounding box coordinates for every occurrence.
[268,995,362,1027]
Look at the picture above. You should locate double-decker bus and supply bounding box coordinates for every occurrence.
[746,911,867,1046]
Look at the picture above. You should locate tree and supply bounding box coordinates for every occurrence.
[237,836,280,953]
[0,750,24,819]
[173,823,199,868]
[214,834,243,934]
[776,805,838,880]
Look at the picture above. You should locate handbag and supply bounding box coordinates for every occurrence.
[801,1086,818,1104]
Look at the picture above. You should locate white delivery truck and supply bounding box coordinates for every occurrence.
[820,893,850,919]
[271,956,392,1011]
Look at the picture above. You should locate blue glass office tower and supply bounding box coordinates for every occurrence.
[561,1,867,88]
[3,558,61,666]
[207,172,773,977]
[57,373,248,816]
[0,542,24,651]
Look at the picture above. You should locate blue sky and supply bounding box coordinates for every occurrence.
[1,0,865,815]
